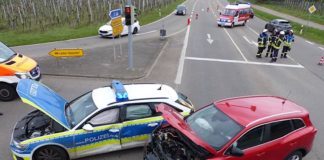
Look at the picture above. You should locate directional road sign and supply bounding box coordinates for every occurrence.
[308,5,317,14]
[49,49,84,58]
[109,9,122,19]
[111,17,124,36]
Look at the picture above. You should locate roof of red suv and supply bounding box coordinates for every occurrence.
[215,96,308,127]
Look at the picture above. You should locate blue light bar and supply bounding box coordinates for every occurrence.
[112,80,128,102]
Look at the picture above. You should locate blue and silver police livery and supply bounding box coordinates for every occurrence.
[11,79,194,160]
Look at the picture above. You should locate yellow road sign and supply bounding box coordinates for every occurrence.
[49,49,84,58]
[111,17,123,37]
[308,5,316,14]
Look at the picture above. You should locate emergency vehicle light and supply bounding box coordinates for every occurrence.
[112,80,128,102]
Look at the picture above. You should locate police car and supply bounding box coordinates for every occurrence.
[10,79,194,160]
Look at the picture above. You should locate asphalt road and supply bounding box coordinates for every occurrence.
[1,0,324,159]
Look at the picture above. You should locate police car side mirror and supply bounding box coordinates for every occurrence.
[83,124,94,132]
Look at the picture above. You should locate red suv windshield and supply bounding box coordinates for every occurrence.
[186,104,243,150]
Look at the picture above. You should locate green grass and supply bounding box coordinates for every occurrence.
[138,0,185,25]
[0,0,185,47]
[253,8,324,45]
[257,3,324,26]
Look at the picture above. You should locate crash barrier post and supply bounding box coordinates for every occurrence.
[196,13,198,19]
[160,29,166,40]
[318,57,324,65]
[300,25,303,35]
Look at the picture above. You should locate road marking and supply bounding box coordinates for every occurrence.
[145,41,169,78]
[202,9,204,11]
[223,28,248,61]
[243,36,257,46]
[136,30,158,36]
[166,26,188,38]
[306,40,314,45]
[175,0,198,85]
[206,34,214,44]
[319,47,324,51]
[185,57,304,68]
[247,26,259,35]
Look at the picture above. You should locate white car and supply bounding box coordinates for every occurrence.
[98,17,140,37]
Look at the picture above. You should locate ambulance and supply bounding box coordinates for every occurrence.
[217,4,252,27]
[0,42,41,101]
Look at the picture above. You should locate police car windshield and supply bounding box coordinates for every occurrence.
[66,92,97,128]
[0,42,16,63]
[223,9,236,16]
[186,104,243,150]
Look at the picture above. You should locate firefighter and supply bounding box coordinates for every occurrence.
[265,29,278,58]
[281,30,295,58]
[271,31,285,62]
[256,29,268,58]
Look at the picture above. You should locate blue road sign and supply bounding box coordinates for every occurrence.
[109,9,122,19]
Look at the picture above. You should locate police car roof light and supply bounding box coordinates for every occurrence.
[111,80,128,102]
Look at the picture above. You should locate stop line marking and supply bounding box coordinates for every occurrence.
[185,56,304,69]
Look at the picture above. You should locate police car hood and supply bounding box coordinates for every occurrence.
[16,79,70,130]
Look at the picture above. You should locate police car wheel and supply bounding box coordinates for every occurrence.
[33,146,68,160]
[0,83,16,101]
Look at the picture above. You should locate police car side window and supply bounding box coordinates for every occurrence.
[88,108,119,126]
[126,104,152,120]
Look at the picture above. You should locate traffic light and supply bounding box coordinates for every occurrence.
[125,5,135,26]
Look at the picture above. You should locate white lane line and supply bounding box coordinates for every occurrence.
[252,41,258,46]
[223,28,248,61]
[145,41,169,78]
[247,26,259,35]
[136,30,158,36]
[166,26,188,38]
[175,24,190,85]
[185,57,304,68]
[319,47,324,51]
[175,0,198,85]
[306,41,314,45]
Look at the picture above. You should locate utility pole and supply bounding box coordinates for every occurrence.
[127,0,134,70]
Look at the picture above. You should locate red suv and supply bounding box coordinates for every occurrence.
[144,96,317,160]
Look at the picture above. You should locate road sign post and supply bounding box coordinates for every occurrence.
[126,0,134,70]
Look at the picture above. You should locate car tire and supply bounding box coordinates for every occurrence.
[231,23,234,28]
[218,24,221,27]
[33,146,68,160]
[133,27,138,34]
[242,21,246,26]
[0,83,16,101]
[285,151,303,160]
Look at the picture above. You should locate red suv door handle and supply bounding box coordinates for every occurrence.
[256,152,266,157]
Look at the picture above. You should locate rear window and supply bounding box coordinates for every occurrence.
[279,21,290,24]
[269,120,293,140]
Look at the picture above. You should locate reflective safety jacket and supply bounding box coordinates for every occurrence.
[273,37,285,49]
[284,34,294,47]
[258,33,268,47]
[269,34,277,46]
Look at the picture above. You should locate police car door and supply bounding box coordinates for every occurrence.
[74,107,122,158]
[120,103,163,149]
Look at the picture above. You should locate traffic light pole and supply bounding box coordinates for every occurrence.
[127,0,133,70]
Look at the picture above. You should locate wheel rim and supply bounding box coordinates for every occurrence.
[37,148,62,160]
[290,155,300,160]
[0,88,10,98]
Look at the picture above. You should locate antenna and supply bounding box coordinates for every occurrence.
[282,90,292,105]
[157,84,162,90]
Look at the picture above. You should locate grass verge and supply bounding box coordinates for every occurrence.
[0,0,185,47]
[253,8,324,45]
